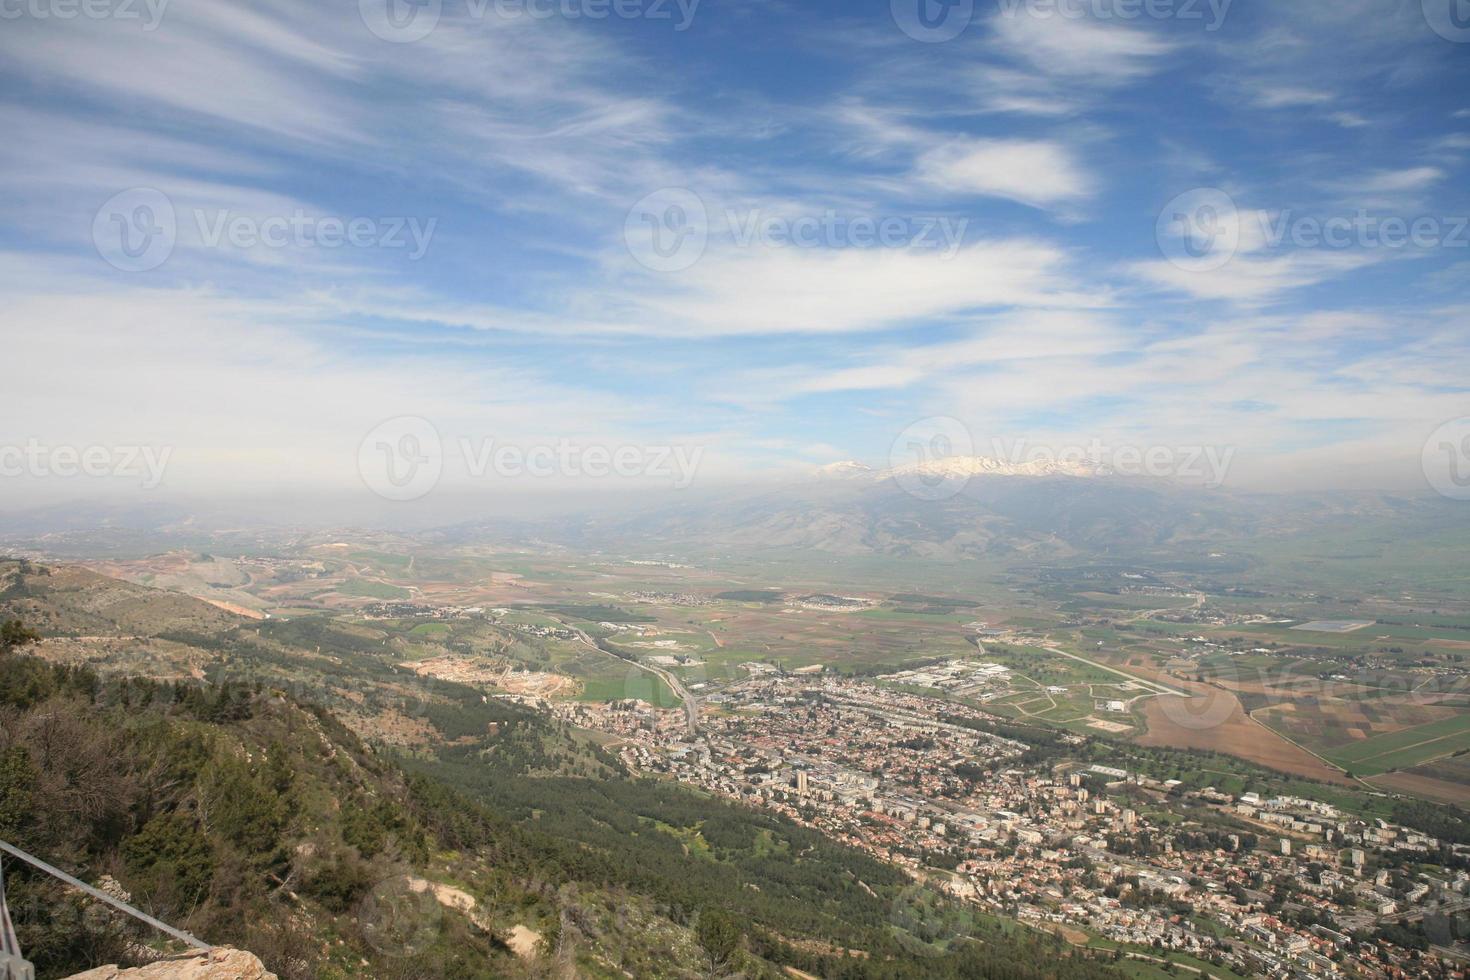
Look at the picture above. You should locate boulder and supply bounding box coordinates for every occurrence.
[65,948,276,980]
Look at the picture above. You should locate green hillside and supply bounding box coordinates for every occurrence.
[0,634,1125,979]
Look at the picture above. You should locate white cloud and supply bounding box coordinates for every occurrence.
[0,0,366,145]
[1350,167,1445,194]
[3,0,1467,501]
[1249,86,1333,109]
[959,14,1173,117]
[784,311,1131,395]
[0,279,683,501]
[1131,249,1381,303]
[915,140,1092,208]
[991,12,1174,82]
[615,238,1093,336]
[968,66,1083,117]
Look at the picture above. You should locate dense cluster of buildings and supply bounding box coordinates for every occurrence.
[624,590,711,606]
[360,600,486,620]
[881,658,1013,697]
[555,675,1470,977]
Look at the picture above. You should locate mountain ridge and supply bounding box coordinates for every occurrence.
[815,454,1104,481]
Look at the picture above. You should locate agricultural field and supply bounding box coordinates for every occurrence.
[1252,697,1459,758]
[1324,713,1470,777]
[48,541,1470,808]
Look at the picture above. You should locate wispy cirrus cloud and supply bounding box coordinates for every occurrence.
[914,139,1094,209]
[0,0,1465,502]
[990,9,1175,82]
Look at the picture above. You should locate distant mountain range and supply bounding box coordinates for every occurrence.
[426,457,1463,565]
[584,460,1241,560]
[815,455,1104,481]
[2,458,1464,566]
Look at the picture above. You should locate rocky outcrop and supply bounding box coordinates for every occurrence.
[65,948,276,980]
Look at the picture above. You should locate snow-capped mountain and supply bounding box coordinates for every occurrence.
[812,461,876,479]
[881,455,1103,481]
[814,455,1102,481]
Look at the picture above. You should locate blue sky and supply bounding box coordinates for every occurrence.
[2,0,1468,504]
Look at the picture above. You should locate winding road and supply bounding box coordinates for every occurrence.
[556,618,701,736]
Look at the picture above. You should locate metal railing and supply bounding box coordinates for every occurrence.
[0,838,210,979]
[0,854,33,980]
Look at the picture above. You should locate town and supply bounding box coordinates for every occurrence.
[552,672,1470,978]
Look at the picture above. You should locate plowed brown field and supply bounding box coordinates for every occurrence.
[1129,667,1354,784]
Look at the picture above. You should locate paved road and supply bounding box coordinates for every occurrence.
[1380,897,1470,923]
[1042,645,1189,698]
[558,619,700,736]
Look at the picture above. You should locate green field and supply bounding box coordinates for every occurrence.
[348,550,414,570]
[1325,712,1470,776]
[581,672,681,707]
[337,580,411,599]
